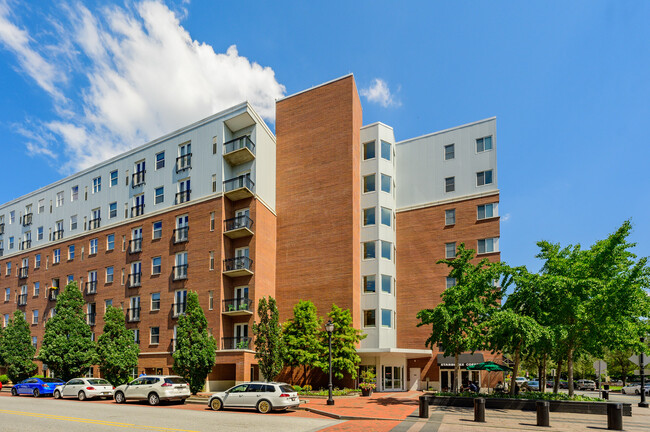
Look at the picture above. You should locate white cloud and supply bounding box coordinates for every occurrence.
[360,78,400,108]
[501,213,511,222]
[0,1,285,172]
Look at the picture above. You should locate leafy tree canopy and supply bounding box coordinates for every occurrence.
[283,300,324,371]
[321,304,365,381]
[252,296,285,381]
[97,306,139,386]
[1,311,36,382]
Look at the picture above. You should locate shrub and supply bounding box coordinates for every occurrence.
[303,384,312,391]
[434,391,603,402]
[0,374,9,384]
[293,385,302,392]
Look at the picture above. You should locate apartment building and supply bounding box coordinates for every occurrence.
[0,74,499,392]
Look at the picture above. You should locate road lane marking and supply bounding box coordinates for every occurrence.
[0,409,200,432]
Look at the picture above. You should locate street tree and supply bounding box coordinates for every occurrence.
[417,243,508,393]
[97,306,140,386]
[321,304,365,381]
[252,296,285,381]
[604,349,636,385]
[38,282,96,381]
[173,291,217,394]
[1,311,36,383]
[283,300,323,383]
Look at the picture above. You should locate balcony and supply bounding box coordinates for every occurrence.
[23,213,33,226]
[17,294,27,306]
[86,281,97,295]
[175,190,191,205]
[173,265,188,281]
[223,215,254,239]
[89,218,101,230]
[223,256,253,277]
[131,204,145,218]
[223,136,255,166]
[129,238,143,253]
[223,175,255,201]
[222,298,253,316]
[127,307,141,323]
[128,273,142,288]
[0,223,4,234]
[48,289,59,301]
[222,337,251,350]
[86,313,96,326]
[173,227,189,244]
[19,266,28,279]
[52,229,64,240]
[172,302,187,318]
[131,171,146,187]
[20,240,32,251]
[176,154,192,172]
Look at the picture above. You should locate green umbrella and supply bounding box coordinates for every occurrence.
[467,361,512,372]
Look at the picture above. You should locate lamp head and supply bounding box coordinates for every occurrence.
[325,320,334,333]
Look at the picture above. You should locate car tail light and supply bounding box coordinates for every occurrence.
[280,393,290,397]
[112,387,116,389]
[86,387,95,390]
[161,383,173,387]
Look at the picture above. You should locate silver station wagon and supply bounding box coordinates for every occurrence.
[208,382,300,414]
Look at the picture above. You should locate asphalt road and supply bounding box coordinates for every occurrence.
[0,393,340,432]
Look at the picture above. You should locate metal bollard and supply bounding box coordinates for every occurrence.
[602,390,609,400]
[606,403,623,430]
[603,384,610,391]
[419,395,429,418]
[474,397,486,422]
[536,400,550,427]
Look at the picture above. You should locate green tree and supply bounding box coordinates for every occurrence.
[320,304,365,381]
[97,306,140,386]
[38,282,96,381]
[283,300,323,382]
[417,243,508,393]
[1,311,36,383]
[252,296,285,381]
[604,349,635,385]
[172,291,217,394]
[0,322,5,367]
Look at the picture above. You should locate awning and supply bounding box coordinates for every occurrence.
[436,353,484,369]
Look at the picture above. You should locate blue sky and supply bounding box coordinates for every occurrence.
[0,0,648,271]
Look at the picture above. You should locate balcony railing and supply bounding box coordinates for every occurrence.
[23,213,33,226]
[223,215,254,238]
[128,273,142,288]
[173,265,188,281]
[131,204,145,218]
[129,238,143,253]
[176,154,192,172]
[86,313,96,326]
[175,190,191,205]
[19,266,28,279]
[223,136,255,165]
[173,227,188,244]
[86,281,97,295]
[89,218,101,230]
[127,307,141,323]
[223,175,255,200]
[0,223,4,234]
[17,294,27,306]
[131,171,146,187]
[48,289,59,301]
[222,337,251,350]
[223,257,253,277]
[172,302,187,318]
[222,298,253,315]
[52,229,64,240]
[21,240,32,251]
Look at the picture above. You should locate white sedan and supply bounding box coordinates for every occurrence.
[54,378,115,400]
[620,383,649,395]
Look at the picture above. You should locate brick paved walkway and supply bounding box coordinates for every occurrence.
[302,391,420,421]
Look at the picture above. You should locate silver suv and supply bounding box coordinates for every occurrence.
[208,382,299,413]
[114,375,190,405]
[576,379,596,390]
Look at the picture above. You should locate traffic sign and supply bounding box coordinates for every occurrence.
[593,360,607,372]
[630,355,642,366]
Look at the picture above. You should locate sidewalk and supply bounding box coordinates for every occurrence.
[300,391,420,421]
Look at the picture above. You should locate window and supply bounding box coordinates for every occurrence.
[89,238,98,255]
[67,274,74,284]
[444,144,455,160]
[177,178,191,203]
[381,275,391,293]
[68,245,75,260]
[32,310,38,325]
[9,237,14,249]
[38,200,44,214]
[363,241,376,259]
[363,310,376,327]
[381,207,391,226]
[477,203,496,220]
[110,170,118,187]
[381,174,391,193]
[70,215,77,231]
[445,242,456,258]
[152,221,162,239]
[4,288,10,301]
[104,299,113,311]
[151,293,160,311]
[476,136,493,153]
[106,266,114,283]
[446,277,457,289]
[107,234,115,251]
[71,186,79,202]
[34,282,40,296]
[10,211,15,224]
[152,257,161,275]
[363,141,375,160]
[37,227,43,240]
[381,309,392,328]
[154,187,164,204]
[156,151,165,169]
[445,209,456,225]
[363,174,375,193]
[210,212,215,231]
[3,313,9,327]
[32,336,37,348]
[381,241,391,260]
[53,249,60,264]
[56,191,64,207]
[150,327,160,344]
[109,202,117,219]
[363,275,375,293]
[209,251,214,271]
[477,170,493,186]
[209,290,214,310]
[445,176,455,193]
[35,254,41,268]
[381,140,391,160]
[478,238,498,254]
[212,174,217,192]
[362,208,375,226]
[92,176,101,193]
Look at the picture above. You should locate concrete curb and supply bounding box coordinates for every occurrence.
[297,406,405,422]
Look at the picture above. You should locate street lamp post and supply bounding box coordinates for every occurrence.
[640,336,648,408]
[326,320,335,406]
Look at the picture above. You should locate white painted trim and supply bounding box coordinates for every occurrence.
[396,190,500,213]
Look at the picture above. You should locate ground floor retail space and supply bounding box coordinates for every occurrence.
[358,348,433,392]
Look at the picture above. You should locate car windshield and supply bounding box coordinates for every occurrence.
[280,385,296,393]
[164,377,186,384]
[87,379,111,385]
[41,378,63,383]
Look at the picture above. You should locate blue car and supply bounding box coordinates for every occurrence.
[11,377,66,397]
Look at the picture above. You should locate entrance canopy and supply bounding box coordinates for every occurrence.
[436,353,484,369]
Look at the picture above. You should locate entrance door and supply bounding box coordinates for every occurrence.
[383,366,403,391]
[409,368,421,391]
[234,286,248,309]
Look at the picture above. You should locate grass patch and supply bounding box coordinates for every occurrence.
[433,391,604,402]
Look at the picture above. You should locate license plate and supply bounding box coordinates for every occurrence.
[291,397,296,401]
[103,392,110,395]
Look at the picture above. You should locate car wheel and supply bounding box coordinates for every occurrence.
[177,399,186,405]
[210,398,223,411]
[54,390,61,399]
[11,387,18,396]
[78,391,87,401]
[33,389,40,398]
[635,389,639,395]
[114,391,125,404]
[257,399,272,414]
[148,392,160,406]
